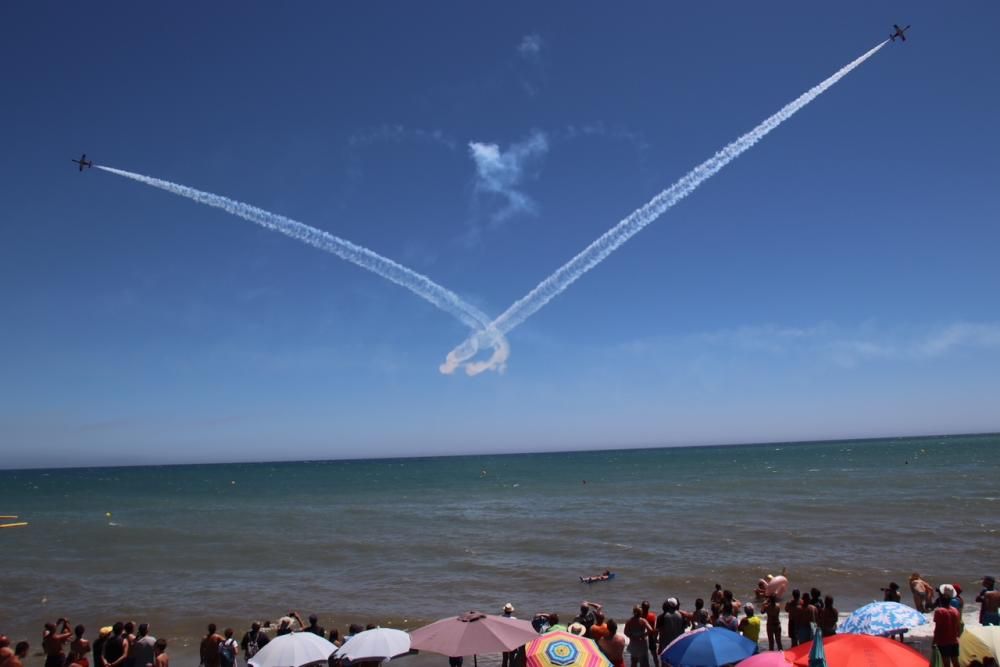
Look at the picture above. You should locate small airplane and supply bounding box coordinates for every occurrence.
[71,153,93,171]
[890,24,911,42]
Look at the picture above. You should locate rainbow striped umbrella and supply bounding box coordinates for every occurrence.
[526,631,611,667]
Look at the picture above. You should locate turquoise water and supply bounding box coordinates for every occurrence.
[0,434,996,653]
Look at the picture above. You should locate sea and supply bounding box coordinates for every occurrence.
[1,433,997,662]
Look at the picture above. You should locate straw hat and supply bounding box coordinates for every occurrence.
[503,603,514,614]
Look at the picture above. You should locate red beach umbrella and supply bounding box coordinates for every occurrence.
[785,634,928,667]
[409,611,540,666]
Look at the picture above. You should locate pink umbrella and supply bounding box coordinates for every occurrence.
[737,652,792,666]
[409,611,540,666]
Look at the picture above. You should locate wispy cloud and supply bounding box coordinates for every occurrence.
[517,33,542,58]
[650,321,1000,368]
[348,124,457,150]
[467,130,549,224]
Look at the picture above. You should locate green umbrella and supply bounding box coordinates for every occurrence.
[808,627,827,667]
[930,645,944,667]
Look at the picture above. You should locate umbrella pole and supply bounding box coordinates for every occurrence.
[474,656,477,667]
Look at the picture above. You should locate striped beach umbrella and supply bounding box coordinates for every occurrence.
[525,631,611,667]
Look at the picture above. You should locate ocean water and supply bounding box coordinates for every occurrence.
[0,434,996,658]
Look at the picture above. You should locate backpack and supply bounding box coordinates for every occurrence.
[245,632,261,659]
[219,639,237,667]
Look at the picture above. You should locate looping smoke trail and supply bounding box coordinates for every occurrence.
[441,40,889,376]
[95,166,510,370]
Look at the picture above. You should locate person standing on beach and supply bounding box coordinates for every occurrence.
[130,625,155,667]
[4,643,29,667]
[656,599,684,655]
[933,585,961,667]
[785,590,801,647]
[882,583,902,603]
[101,623,128,667]
[501,604,516,667]
[817,597,837,638]
[909,573,935,612]
[640,601,658,667]
[218,629,239,667]
[43,619,74,667]
[690,599,709,629]
[597,620,625,667]
[199,625,223,667]
[588,612,609,642]
[981,587,1000,626]
[240,623,269,661]
[624,607,652,667]
[122,623,137,667]
[69,625,91,667]
[717,604,738,633]
[153,640,167,667]
[304,616,325,637]
[977,576,998,625]
[738,604,760,652]
[92,628,111,667]
[762,595,782,651]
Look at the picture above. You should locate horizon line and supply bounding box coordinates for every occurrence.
[1,429,995,474]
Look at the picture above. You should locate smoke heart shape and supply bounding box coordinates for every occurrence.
[97,40,887,377]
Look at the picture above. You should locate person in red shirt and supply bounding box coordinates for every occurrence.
[933,584,961,667]
[640,601,658,667]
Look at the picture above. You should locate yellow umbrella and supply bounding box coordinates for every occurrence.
[966,626,1000,664]
[959,628,992,667]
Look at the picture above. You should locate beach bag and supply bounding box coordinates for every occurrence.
[219,639,237,667]
[245,633,261,659]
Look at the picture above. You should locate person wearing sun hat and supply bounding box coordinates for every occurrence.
[501,604,517,667]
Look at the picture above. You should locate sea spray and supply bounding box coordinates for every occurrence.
[442,40,889,375]
[95,166,511,370]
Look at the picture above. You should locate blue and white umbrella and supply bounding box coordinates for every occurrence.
[838,601,928,636]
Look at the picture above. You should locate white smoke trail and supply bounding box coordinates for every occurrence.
[95,166,511,369]
[442,40,889,376]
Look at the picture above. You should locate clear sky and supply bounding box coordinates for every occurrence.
[2,3,999,468]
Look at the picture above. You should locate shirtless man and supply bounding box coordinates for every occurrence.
[981,587,1000,626]
[44,619,74,667]
[596,620,625,667]
[69,625,91,667]
[785,590,801,647]
[4,643,30,667]
[0,637,13,667]
[762,595,782,651]
[199,625,223,667]
[977,577,999,625]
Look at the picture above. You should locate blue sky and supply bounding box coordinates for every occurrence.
[2,3,999,468]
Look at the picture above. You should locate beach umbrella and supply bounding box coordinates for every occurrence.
[785,634,928,667]
[968,625,1000,661]
[837,602,928,637]
[248,632,337,667]
[962,625,996,665]
[409,611,540,667]
[736,652,791,666]
[334,628,410,662]
[807,628,826,667]
[525,631,610,667]
[660,627,757,667]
